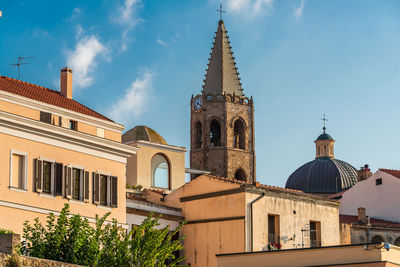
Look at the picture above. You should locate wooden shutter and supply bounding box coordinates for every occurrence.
[110,176,118,207]
[84,171,90,202]
[35,159,43,193]
[93,173,100,205]
[54,163,63,196]
[65,166,72,199]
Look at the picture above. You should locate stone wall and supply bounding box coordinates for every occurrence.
[0,252,84,267]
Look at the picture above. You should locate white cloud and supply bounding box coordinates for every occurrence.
[226,0,274,17]
[110,0,143,52]
[65,27,108,89]
[108,72,153,124]
[294,0,306,18]
[156,39,167,47]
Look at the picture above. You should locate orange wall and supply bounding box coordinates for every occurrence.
[0,132,127,234]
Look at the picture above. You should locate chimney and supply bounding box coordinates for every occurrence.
[358,207,367,224]
[60,66,73,99]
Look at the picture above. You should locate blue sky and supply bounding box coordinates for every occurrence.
[1,0,400,187]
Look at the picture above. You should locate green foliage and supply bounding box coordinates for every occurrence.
[20,204,186,266]
[0,228,14,235]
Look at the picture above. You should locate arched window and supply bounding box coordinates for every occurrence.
[210,119,221,147]
[235,168,246,181]
[233,119,245,150]
[371,235,385,244]
[151,154,169,189]
[194,121,202,149]
[318,146,320,155]
[394,237,400,246]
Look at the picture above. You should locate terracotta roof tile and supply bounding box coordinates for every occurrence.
[380,169,400,179]
[340,214,400,227]
[0,76,112,122]
[204,174,338,202]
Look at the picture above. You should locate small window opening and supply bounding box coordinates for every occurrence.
[233,119,245,150]
[234,168,246,181]
[376,178,382,186]
[210,120,221,147]
[69,120,77,131]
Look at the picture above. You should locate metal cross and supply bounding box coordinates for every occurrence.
[216,4,225,21]
[321,114,328,132]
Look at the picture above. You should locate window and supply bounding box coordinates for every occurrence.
[151,154,170,189]
[394,237,400,246]
[72,168,82,200]
[268,214,280,244]
[310,221,321,247]
[9,150,27,190]
[210,119,221,147]
[93,172,117,207]
[234,168,246,181]
[43,161,52,194]
[40,111,52,124]
[376,178,382,186]
[233,119,245,149]
[100,175,108,206]
[69,120,77,131]
[194,121,202,149]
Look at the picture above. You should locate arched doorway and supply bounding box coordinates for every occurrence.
[151,154,170,189]
[210,119,221,147]
[235,169,246,181]
[233,119,245,149]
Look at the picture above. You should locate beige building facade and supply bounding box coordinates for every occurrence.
[0,69,136,234]
[169,174,340,267]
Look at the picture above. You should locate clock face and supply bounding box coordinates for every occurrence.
[192,95,203,112]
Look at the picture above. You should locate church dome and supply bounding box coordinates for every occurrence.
[122,126,167,145]
[285,157,358,194]
[316,133,333,141]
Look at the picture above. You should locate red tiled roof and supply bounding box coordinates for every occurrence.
[204,174,338,202]
[340,214,400,227]
[380,169,400,179]
[0,76,112,122]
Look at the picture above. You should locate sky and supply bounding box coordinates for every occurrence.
[1,0,400,187]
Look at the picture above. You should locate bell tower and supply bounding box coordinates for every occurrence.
[190,19,256,183]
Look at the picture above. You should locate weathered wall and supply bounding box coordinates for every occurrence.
[249,191,340,251]
[0,252,84,267]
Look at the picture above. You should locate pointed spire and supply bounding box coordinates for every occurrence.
[202,20,244,96]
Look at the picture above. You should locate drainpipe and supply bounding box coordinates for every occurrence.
[249,192,266,252]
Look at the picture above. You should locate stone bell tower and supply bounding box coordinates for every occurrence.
[190,19,256,183]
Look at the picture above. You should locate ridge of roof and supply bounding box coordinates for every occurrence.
[340,214,400,227]
[379,168,400,179]
[204,174,338,202]
[0,75,113,122]
[202,20,243,96]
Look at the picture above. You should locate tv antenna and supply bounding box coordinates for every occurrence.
[10,56,35,80]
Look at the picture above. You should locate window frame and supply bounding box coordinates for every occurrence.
[376,178,383,186]
[151,154,170,189]
[93,170,117,208]
[39,156,56,195]
[267,214,280,244]
[9,150,28,191]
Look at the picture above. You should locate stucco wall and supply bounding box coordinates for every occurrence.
[0,132,127,234]
[217,244,400,267]
[126,143,185,190]
[340,171,400,223]
[248,192,340,250]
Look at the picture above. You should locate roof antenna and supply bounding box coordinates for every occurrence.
[10,56,35,80]
[216,3,225,21]
[320,114,328,133]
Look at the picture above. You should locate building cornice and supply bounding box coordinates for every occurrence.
[0,110,137,162]
[124,140,187,152]
[0,90,124,132]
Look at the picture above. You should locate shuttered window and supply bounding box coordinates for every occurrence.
[110,176,118,207]
[54,163,63,196]
[84,171,90,202]
[93,173,117,207]
[93,173,100,205]
[35,159,43,193]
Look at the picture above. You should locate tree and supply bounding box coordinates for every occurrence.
[20,204,186,266]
